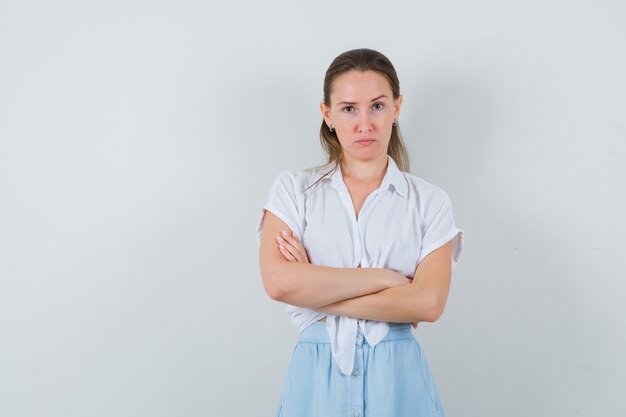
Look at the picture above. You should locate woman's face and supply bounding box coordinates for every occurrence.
[321,70,402,164]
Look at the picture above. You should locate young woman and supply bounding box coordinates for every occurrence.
[257,48,464,417]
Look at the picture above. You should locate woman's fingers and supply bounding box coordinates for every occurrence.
[278,243,297,261]
[277,239,300,261]
[288,232,310,263]
[276,233,303,262]
[276,231,310,263]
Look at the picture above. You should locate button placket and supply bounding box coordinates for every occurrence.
[350,328,365,417]
[337,185,363,268]
[356,192,380,269]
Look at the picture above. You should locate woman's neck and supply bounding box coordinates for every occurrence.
[340,154,388,184]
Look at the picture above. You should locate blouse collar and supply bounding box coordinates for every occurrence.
[325,154,408,199]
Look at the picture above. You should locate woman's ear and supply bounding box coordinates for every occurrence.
[320,102,332,128]
[394,95,403,120]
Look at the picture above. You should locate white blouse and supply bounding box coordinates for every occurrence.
[256,154,464,375]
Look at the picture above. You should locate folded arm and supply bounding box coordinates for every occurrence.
[314,241,453,323]
[259,210,410,309]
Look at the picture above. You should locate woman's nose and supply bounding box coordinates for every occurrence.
[358,112,372,133]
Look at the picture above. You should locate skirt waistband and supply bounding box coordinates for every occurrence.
[298,321,414,345]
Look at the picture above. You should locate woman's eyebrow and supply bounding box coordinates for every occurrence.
[337,95,389,106]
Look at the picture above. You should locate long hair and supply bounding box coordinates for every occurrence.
[304,48,410,191]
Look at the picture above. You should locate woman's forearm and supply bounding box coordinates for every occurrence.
[272,262,397,309]
[313,282,443,323]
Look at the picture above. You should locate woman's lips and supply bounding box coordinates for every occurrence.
[356,139,375,145]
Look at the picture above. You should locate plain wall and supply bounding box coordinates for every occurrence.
[1,1,624,416]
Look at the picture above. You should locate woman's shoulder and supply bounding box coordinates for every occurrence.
[270,167,324,184]
[269,163,333,195]
[400,171,453,205]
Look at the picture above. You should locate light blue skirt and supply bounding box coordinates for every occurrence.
[275,321,446,417]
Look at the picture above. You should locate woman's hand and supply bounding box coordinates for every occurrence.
[276,230,418,329]
[276,230,310,263]
[388,270,414,286]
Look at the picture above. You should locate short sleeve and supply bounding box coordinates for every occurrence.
[256,171,302,243]
[416,189,464,269]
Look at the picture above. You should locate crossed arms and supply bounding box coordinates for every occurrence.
[258,210,452,324]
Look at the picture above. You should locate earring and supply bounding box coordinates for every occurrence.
[393,119,398,127]
[329,125,335,132]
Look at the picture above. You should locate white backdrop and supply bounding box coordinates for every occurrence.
[1,1,624,416]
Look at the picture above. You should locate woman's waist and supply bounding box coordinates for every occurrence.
[300,320,413,344]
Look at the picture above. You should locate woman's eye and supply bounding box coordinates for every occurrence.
[342,106,354,113]
[372,102,384,110]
